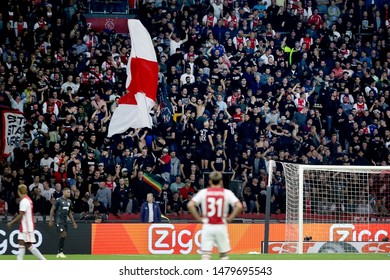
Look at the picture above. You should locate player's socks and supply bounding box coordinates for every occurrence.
[220,253,229,260]
[201,253,211,260]
[28,246,46,260]
[59,237,65,252]
[17,246,25,260]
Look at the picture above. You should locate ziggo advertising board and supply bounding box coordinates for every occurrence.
[91,224,276,254]
[91,223,390,255]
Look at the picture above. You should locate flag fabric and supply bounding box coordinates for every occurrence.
[107,19,158,137]
[142,173,165,195]
[161,214,170,222]
[0,106,26,158]
[158,79,173,126]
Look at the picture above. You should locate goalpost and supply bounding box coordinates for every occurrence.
[279,163,390,254]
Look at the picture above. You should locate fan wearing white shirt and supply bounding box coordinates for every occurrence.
[211,0,223,19]
[180,67,195,86]
[40,152,54,168]
[168,31,188,56]
[41,181,55,201]
[28,175,44,192]
[259,48,274,65]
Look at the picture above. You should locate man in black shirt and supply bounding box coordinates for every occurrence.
[82,149,97,175]
[134,146,156,172]
[131,169,149,204]
[49,188,77,258]
[88,170,103,197]
[180,150,196,180]
[228,67,242,89]
[210,147,226,172]
[198,119,215,171]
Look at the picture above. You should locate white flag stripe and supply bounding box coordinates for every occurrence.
[128,20,157,62]
[135,91,155,128]
[107,19,158,137]
[109,93,153,131]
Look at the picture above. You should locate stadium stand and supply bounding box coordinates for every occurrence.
[0,0,389,222]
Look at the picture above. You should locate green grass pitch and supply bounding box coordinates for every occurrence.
[0,254,389,260]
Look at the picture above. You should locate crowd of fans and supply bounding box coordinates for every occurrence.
[0,0,390,219]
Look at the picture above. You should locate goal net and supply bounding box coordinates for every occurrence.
[280,163,390,254]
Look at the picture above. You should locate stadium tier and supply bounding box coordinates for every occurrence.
[1,0,390,257]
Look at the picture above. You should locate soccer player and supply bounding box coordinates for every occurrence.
[188,171,242,260]
[7,184,46,260]
[49,187,77,258]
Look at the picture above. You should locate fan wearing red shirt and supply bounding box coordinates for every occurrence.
[233,107,245,124]
[307,9,323,29]
[179,179,195,202]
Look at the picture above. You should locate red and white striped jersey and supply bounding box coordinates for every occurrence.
[229,15,238,29]
[252,18,259,29]
[233,36,245,49]
[295,97,306,112]
[206,15,216,28]
[80,71,93,84]
[248,37,258,49]
[354,102,367,116]
[191,187,239,225]
[19,196,34,233]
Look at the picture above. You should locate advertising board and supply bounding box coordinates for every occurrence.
[264,241,390,254]
[91,223,390,255]
[0,223,91,255]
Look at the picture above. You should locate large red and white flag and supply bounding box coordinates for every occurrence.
[107,19,158,137]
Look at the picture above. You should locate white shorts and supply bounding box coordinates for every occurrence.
[201,224,231,254]
[18,232,36,243]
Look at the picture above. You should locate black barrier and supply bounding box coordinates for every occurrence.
[0,223,91,255]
